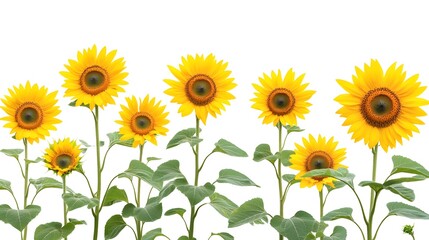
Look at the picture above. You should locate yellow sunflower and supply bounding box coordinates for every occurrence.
[44,138,81,176]
[251,69,315,126]
[116,95,169,147]
[0,81,61,144]
[61,45,128,110]
[290,134,347,191]
[335,60,429,152]
[164,54,236,124]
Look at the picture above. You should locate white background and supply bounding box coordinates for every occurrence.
[1,1,429,239]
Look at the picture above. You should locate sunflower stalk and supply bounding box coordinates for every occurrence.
[62,175,68,240]
[22,138,29,240]
[367,144,379,240]
[93,106,102,240]
[188,117,200,240]
[277,123,285,240]
[136,143,145,240]
[319,189,324,240]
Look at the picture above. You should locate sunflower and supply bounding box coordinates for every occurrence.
[290,134,347,191]
[0,81,61,144]
[251,69,315,126]
[335,60,429,152]
[116,95,169,147]
[164,54,236,124]
[61,45,128,110]
[44,138,81,176]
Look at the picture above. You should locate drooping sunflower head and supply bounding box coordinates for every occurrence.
[61,45,128,110]
[0,81,61,144]
[290,134,347,191]
[335,60,429,152]
[116,95,169,147]
[164,54,236,124]
[251,69,315,126]
[44,138,82,176]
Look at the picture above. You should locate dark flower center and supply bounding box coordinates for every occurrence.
[185,74,216,106]
[56,154,72,169]
[16,102,43,129]
[131,113,154,135]
[306,151,333,181]
[80,66,109,95]
[361,88,401,128]
[267,88,295,115]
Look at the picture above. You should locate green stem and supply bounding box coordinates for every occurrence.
[23,138,29,240]
[319,189,324,240]
[189,117,200,240]
[62,176,68,240]
[136,144,144,240]
[277,123,284,240]
[93,106,101,240]
[373,214,390,240]
[368,145,379,240]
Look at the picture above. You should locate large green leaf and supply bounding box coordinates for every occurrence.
[210,232,234,240]
[61,219,86,238]
[167,128,202,149]
[153,160,185,182]
[385,184,415,202]
[216,169,259,187]
[104,215,127,239]
[34,222,62,240]
[0,148,23,160]
[323,226,347,240]
[0,204,41,231]
[119,160,162,190]
[134,202,163,222]
[177,183,215,206]
[270,211,321,240]
[0,179,12,193]
[103,186,128,207]
[322,208,353,221]
[391,155,429,177]
[213,139,247,157]
[30,177,73,193]
[387,202,429,219]
[253,144,277,162]
[63,193,99,211]
[122,203,136,218]
[142,228,165,240]
[282,174,298,183]
[209,193,238,218]
[164,208,186,217]
[228,198,268,228]
[302,168,354,187]
[384,175,426,186]
[359,181,384,192]
[279,150,294,167]
[107,131,134,148]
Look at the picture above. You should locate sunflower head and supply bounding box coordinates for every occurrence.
[335,59,429,152]
[290,134,347,191]
[164,54,236,124]
[44,138,82,176]
[0,81,61,144]
[251,69,315,126]
[116,95,169,147]
[61,45,128,110]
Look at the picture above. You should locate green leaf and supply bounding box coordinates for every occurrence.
[167,128,202,149]
[385,184,415,202]
[253,144,275,162]
[210,232,234,240]
[213,139,248,157]
[0,179,12,193]
[122,203,136,218]
[0,148,23,160]
[323,226,347,240]
[34,222,62,240]
[384,175,426,186]
[134,202,163,222]
[142,228,165,240]
[209,193,238,219]
[326,180,346,192]
[279,150,294,167]
[302,168,354,187]
[62,219,86,238]
[153,160,185,182]
[216,169,259,187]
[79,139,91,147]
[387,202,429,219]
[63,193,99,211]
[177,183,215,206]
[119,160,163,190]
[228,198,268,228]
[391,155,429,177]
[30,177,73,193]
[103,186,128,207]
[359,181,384,192]
[284,125,305,134]
[0,204,41,231]
[26,157,44,164]
[147,157,161,162]
[322,208,353,221]
[105,215,127,239]
[164,208,186,217]
[270,211,321,240]
[69,100,90,108]
[107,131,134,148]
[282,174,297,183]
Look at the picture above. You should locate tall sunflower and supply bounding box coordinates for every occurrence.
[335,60,429,152]
[44,138,82,176]
[0,81,61,144]
[164,54,236,124]
[116,95,169,147]
[61,45,128,110]
[251,69,315,126]
[290,134,347,191]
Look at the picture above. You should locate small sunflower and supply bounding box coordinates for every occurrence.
[116,95,169,147]
[335,60,429,152]
[0,81,61,144]
[61,45,128,110]
[290,134,347,191]
[44,138,81,176]
[251,69,315,126]
[164,54,236,124]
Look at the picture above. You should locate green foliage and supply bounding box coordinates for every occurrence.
[167,128,202,149]
[282,174,297,183]
[119,160,163,190]
[209,193,238,219]
[213,139,248,157]
[270,211,324,240]
[279,150,294,167]
[359,181,384,192]
[384,184,415,202]
[177,183,215,206]
[107,131,134,148]
[0,148,23,160]
[30,177,73,193]
[164,208,186,217]
[0,204,41,231]
[153,160,185,182]
[210,232,234,240]
[104,215,127,239]
[228,198,268,228]
[142,228,166,240]
[387,202,429,219]
[63,193,99,211]
[0,179,12,193]
[215,169,259,187]
[391,155,429,177]
[302,168,354,187]
[322,226,347,240]
[253,144,276,162]
[384,175,426,186]
[283,125,305,134]
[102,186,128,207]
[322,208,353,221]
[133,202,163,222]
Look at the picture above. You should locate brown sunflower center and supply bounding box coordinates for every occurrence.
[80,65,110,95]
[16,102,44,130]
[306,151,333,180]
[267,88,295,115]
[185,74,216,106]
[360,88,401,128]
[56,154,73,169]
[131,113,154,135]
